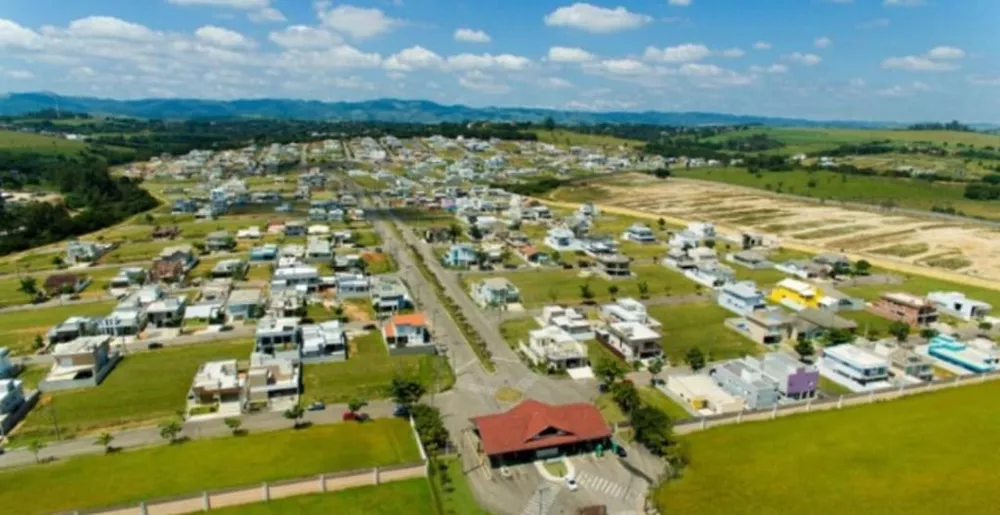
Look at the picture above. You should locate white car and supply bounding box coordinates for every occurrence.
[564,476,579,492]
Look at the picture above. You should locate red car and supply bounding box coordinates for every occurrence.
[342,411,370,422]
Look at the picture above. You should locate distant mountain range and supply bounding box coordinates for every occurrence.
[0,91,942,128]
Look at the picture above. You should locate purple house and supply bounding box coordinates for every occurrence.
[761,352,819,400]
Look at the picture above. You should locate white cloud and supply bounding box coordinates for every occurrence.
[454,28,491,43]
[927,46,965,60]
[167,0,269,7]
[446,53,531,71]
[543,3,653,34]
[720,48,745,58]
[751,63,788,74]
[968,75,1000,87]
[644,43,711,63]
[3,69,34,79]
[875,85,906,96]
[814,37,832,49]
[268,25,342,49]
[66,16,161,41]
[318,4,401,40]
[752,41,771,50]
[911,81,930,92]
[278,45,382,69]
[195,25,255,49]
[248,8,286,23]
[458,70,510,94]
[547,46,595,63]
[541,77,573,89]
[881,55,956,72]
[587,58,652,76]
[679,63,754,86]
[668,0,692,6]
[383,45,443,71]
[0,19,43,49]
[884,0,924,6]
[787,52,822,65]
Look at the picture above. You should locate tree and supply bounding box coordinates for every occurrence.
[637,280,650,299]
[607,284,619,299]
[390,376,426,411]
[579,282,594,303]
[979,321,993,331]
[52,255,65,268]
[96,432,114,454]
[827,328,855,345]
[469,225,483,241]
[593,357,627,387]
[657,218,666,231]
[159,420,183,444]
[920,328,939,339]
[284,403,306,429]
[794,339,815,360]
[347,396,369,415]
[647,358,664,385]
[685,347,706,371]
[831,261,852,278]
[547,287,559,304]
[447,223,462,243]
[888,321,911,342]
[32,334,44,350]
[410,404,449,454]
[223,417,243,436]
[610,380,641,414]
[191,241,206,254]
[630,405,674,456]
[543,116,556,132]
[18,276,38,299]
[853,259,872,276]
[499,247,512,266]
[28,440,46,464]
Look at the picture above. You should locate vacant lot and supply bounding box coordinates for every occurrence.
[209,480,435,515]
[647,303,760,362]
[655,380,1000,515]
[0,419,420,515]
[0,301,117,355]
[529,129,644,148]
[302,331,453,403]
[15,339,252,441]
[0,130,87,154]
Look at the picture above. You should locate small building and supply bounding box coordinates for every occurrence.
[443,244,479,269]
[792,308,858,341]
[306,237,333,263]
[521,326,589,371]
[371,277,412,315]
[254,316,301,357]
[596,322,662,361]
[820,344,890,386]
[146,297,187,328]
[0,347,15,379]
[710,359,780,410]
[249,244,279,262]
[926,335,997,373]
[211,259,247,279]
[726,250,772,270]
[622,223,656,244]
[665,374,744,415]
[47,316,100,345]
[383,313,433,353]
[109,267,146,289]
[43,274,89,296]
[472,277,520,308]
[538,306,594,341]
[66,240,105,264]
[769,279,822,311]
[869,293,939,327]
[246,352,301,410]
[98,308,146,337]
[205,231,235,252]
[188,360,244,413]
[43,335,118,391]
[271,266,320,293]
[868,341,934,382]
[300,321,348,362]
[155,245,199,271]
[0,378,25,416]
[927,291,992,321]
[284,220,307,236]
[759,352,819,400]
[470,400,612,466]
[600,298,662,329]
[718,281,767,317]
[544,227,580,252]
[726,308,793,345]
[595,253,631,279]
[226,289,263,320]
[335,273,371,300]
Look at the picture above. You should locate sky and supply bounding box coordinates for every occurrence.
[0,0,998,123]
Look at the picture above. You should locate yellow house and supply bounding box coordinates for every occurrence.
[769,278,823,310]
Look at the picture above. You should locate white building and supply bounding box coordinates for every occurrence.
[623,223,656,244]
[300,321,348,362]
[665,374,744,415]
[927,291,992,321]
[600,298,662,329]
[537,306,594,341]
[597,322,662,361]
[544,227,581,252]
[521,326,589,371]
[819,344,891,391]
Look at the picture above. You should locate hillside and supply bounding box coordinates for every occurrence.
[0,130,87,154]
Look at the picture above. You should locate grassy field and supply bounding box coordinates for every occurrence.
[673,167,999,219]
[0,301,117,355]
[0,130,87,154]
[655,379,1000,515]
[301,331,454,404]
[840,273,1000,312]
[431,457,491,515]
[597,387,691,426]
[0,419,421,515]
[15,339,253,441]
[209,480,436,515]
[647,303,760,362]
[705,127,1000,155]
[529,129,645,148]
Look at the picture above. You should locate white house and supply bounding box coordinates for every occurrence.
[0,378,25,415]
[622,223,656,244]
[819,344,891,391]
[271,266,320,293]
[718,281,767,317]
[335,273,371,300]
[596,322,662,361]
[544,227,581,252]
[600,298,662,329]
[537,306,594,341]
[927,291,992,321]
[300,321,348,362]
[521,326,589,371]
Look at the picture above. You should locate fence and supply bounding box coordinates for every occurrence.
[68,461,428,515]
[672,369,1000,435]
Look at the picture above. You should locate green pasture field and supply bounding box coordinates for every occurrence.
[0,301,117,355]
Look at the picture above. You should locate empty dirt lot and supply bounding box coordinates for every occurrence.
[554,174,1000,283]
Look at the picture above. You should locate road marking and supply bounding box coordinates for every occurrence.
[455,359,479,373]
[520,486,556,515]
[577,471,642,502]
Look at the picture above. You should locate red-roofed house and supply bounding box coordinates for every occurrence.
[382,313,431,348]
[470,400,612,466]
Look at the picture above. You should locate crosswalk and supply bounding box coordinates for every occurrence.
[576,471,642,503]
[519,487,557,515]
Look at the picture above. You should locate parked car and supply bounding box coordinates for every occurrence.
[147,342,164,350]
[308,401,326,411]
[614,443,628,458]
[564,476,579,492]
[393,405,409,417]
[342,411,371,422]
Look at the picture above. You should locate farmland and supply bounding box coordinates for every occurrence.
[655,379,1000,515]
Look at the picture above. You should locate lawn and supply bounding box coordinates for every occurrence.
[0,301,117,355]
[840,273,1000,312]
[499,318,539,348]
[0,130,87,154]
[529,129,645,149]
[209,480,435,515]
[655,379,1000,515]
[647,303,761,362]
[597,387,691,426]
[0,419,421,515]
[14,339,253,442]
[301,331,453,404]
[430,456,490,515]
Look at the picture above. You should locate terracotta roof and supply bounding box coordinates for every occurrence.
[392,313,427,327]
[470,400,611,457]
[44,274,80,291]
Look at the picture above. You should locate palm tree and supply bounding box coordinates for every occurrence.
[579,282,594,304]
[28,440,46,464]
[96,432,114,454]
[637,280,650,299]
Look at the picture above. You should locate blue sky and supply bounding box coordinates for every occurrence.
[0,0,998,122]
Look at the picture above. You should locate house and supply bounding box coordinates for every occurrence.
[254,316,301,357]
[156,245,199,271]
[0,347,15,379]
[98,308,146,337]
[718,281,767,317]
[820,344,890,386]
[150,261,186,283]
[300,321,348,362]
[268,289,306,318]
[47,316,100,345]
[818,287,865,312]
[867,340,934,382]
[869,293,939,326]
[145,297,187,328]
[284,220,307,236]
[774,260,823,280]
[926,335,997,373]
[600,298,661,329]
[443,244,479,268]
[371,277,412,314]
[308,224,330,237]
[246,352,300,409]
[521,326,589,371]
[759,352,819,401]
[43,274,89,296]
[236,226,262,240]
[66,240,104,264]
[544,227,580,252]
[227,289,263,320]
[710,359,780,410]
[44,335,118,389]
[726,308,793,345]
[669,223,715,249]
[151,225,180,240]
[205,231,234,252]
[188,360,244,412]
[332,254,363,272]
[665,374,744,415]
[518,246,550,266]
[769,279,822,311]
[927,291,992,321]
[726,250,772,270]
[595,253,631,279]
[249,244,278,262]
[684,262,734,288]
[470,400,612,466]
[383,313,432,349]
[472,278,520,308]
[211,259,247,279]
[538,306,594,341]
[596,322,662,361]
[305,238,333,263]
[271,266,320,293]
[109,267,146,289]
[792,308,858,341]
[0,378,25,416]
[622,223,656,244]
[335,273,371,300]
